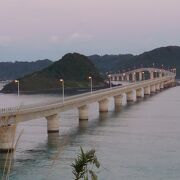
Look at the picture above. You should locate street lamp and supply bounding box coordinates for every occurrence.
[15,80,19,97]
[89,76,92,93]
[60,79,64,103]
[142,72,144,80]
[133,72,136,81]
[108,75,112,88]
[155,70,157,78]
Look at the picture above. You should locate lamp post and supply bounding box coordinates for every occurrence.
[133,72,136,82]
[15,80,19,97]
[123,73,125,81]
[89,76,92,93]
[60,79,64,103]
[142,72,144,80]
[108,75,112,88]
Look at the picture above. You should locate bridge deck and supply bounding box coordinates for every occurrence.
[0,75,175,125]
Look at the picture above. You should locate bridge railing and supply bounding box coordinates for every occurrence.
[0,75,175,116]
[0,106,21,115]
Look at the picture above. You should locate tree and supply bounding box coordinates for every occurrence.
[71,147,100,180]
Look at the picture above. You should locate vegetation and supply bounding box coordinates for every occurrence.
[89,54,133,73]
[89,46,180,78]
[71,147,100,180]
[2,53,104,93]
[1,46,180,94]
[0,59,52,80]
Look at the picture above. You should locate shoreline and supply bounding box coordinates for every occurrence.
[0,85,111,96]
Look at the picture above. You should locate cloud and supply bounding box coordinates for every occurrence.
[49,35,61,44]
[0,36,13,46]
[49,33,93,44]
[69,33,93,41]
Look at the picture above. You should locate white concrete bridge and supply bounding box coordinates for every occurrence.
[0,68,176,152]
[109,67,176,82]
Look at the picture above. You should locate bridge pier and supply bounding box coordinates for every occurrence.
[114,95,122,111]
[114,95,122,106]
[150,85,156,93]
[126,90,136,102]
[78,105,88,120]
[132,73,136,81]
[126,74,129,81]
[46,114,60,133]
[0,124,16,153]
[136,88,144,98]
[99,99,109,112]
[144,86,151,95]
[155,84,160,91]
[139,72,142,81]
[160,82,164,89]
[150,71,154,79]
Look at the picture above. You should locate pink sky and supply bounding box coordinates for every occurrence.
[0,0,180,61]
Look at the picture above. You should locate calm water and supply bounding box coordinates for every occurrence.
[0,86,180,180]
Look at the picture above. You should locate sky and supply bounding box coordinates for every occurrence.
[0,0,180,61]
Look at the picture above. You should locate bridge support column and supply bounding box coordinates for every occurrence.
[132,73,136,81]
[0,124,16,153]
[150,85,156,93]
[46,114,60,133]
[99,99,109,112]
[114,95,122,111]
[121,75,124,81]
[150,72,154,79]
[126,74,129,81]
[126,90,136,102]
[144,86,151,95]
[155,84,160,91]
[114,95,122,106]
[160,82,164,89]
[78,105,88,120]
[139,72,142,81]
[136,88,144,98]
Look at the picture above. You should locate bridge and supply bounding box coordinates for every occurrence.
[109,67,176,82]
[0,68,176,152]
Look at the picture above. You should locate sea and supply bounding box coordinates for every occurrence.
[0,85,180,180]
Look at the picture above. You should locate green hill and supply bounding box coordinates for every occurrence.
[0,59,52,80]
[2,53,104,93]
[89,54,133,73]
[89,46,180,78]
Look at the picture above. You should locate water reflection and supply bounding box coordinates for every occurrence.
[79,120,88,129]
[47,133,61,150]
[99,112,108,121]
[0,87,180,180]
[115,105,121,112]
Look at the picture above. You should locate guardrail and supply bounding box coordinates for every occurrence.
[0,75,175,117]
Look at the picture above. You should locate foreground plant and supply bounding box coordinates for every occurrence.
[71,147,100,180]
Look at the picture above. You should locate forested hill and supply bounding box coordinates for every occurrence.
[0,59,52,80]
[0,46,180,81]
[2,53,104,93]
[89,54,133,73]
[89,46,180,78]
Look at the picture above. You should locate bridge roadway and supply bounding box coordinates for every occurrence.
[0,73,176,152]
[110,68,176,81]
